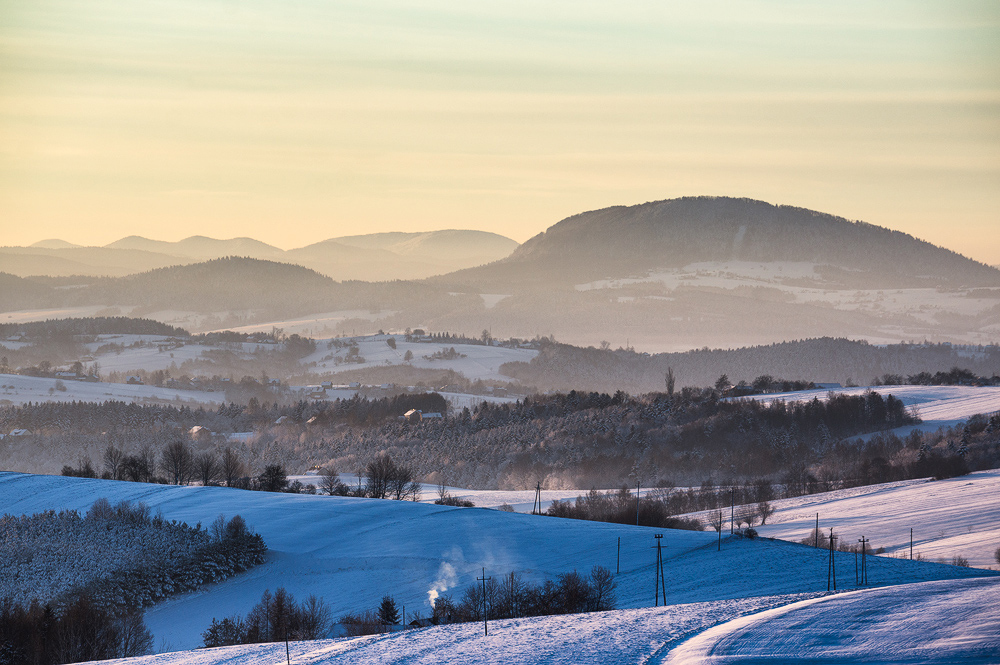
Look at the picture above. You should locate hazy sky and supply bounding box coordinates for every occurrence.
[1,1,998,261]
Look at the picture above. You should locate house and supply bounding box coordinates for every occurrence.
[815,383,843,390]
[422,412,443,420]
[188,425,213,442]
[268,378,281,386]
[403,409,422,424]
[55,371,78,379]
[321,381,333,389]
[126,376,143,385]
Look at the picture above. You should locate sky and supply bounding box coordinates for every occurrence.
[1,1,998,262]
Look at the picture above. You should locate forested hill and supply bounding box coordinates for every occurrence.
[17,257,450,317]
[0,317,187,339]
[438,197,1000,287]
[500,338,1000,393]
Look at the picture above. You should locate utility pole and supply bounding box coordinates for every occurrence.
[654,534,666,606]
[910,528,913,560]
[284,623,290,665]
[858,536,869,586]
[827,529,838,591]
[532,481,542,515]
[717,510,723,551]
[617,536,621,574]
[477,568,491,636]
[815,513,819,548]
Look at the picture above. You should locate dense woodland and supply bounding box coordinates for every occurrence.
[0,502,266,664]
[500,338,1000,393]
[3,386,991,491]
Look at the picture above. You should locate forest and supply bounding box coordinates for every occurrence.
[3,386,989,491]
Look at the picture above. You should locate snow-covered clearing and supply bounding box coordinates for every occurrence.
[575,262,1000,346]
[741,384,1000,435]
[665,577,1000,664]
[203,311,392,337]
[0,373,223,407]
[733,469,1000,569]
[0,472,990,653]
[301,335,537,383]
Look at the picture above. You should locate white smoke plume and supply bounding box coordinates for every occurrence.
[427,547,463,608]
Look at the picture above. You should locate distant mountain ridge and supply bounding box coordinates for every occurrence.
[2,230,519,280]
[441,196,999,288]
[4,197,998,347]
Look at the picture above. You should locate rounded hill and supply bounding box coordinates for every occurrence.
[451,197,999,286]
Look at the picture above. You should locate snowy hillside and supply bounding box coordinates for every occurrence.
[0,472,990,653]
[90,577,1000,665]
[699,469,1000,569]
[737,384,1000,435]
[666,577,1000,664]
[298,334,537,383]
[0,373,224,408]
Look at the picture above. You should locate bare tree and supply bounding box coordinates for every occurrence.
[161,440,193,485]
[221,447,244,487]
[102,444,125,480]
[319,466,347,496]
[735,503,760,529]
[297,595,331,639]
[195,451,222,486]
[589,565,617,611]
[365,454,420,500]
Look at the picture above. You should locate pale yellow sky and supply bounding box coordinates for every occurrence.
[1,1,998,261]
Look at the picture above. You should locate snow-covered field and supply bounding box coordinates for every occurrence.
[666,577,1000,664]
[92,577,1000,665]
[718,469,1000,569]
[0,472,991,655]
[0,373,224,407]
[575,261,1000,346]
[740,384,1000,435]
[95,594,819,665]
[300,334,537,383]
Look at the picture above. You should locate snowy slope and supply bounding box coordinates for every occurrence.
[0,373,223,407]
[665,577,1000,664]
[300,335,537,383]
[727,469,1000,569]
[0,472,990,653]
[95,594,818,665]
[741,385,1000,435]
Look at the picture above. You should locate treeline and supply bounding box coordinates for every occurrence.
[499,338,1000,393]
[0,392,448,436]
[202,588,332,647]
[0,594,152,664]
[202,566,617,648]
[0,316,188,340]
[874,367,999,387]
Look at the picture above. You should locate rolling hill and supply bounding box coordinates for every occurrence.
[0,471,992,654]
[441,196,1000,288]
